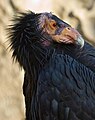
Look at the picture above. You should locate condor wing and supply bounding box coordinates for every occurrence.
[37,53,95,120]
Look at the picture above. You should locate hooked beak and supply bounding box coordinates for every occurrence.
[76,36,84,48]
[52,26,84,48]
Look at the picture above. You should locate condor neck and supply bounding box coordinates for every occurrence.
[25,45,54,80]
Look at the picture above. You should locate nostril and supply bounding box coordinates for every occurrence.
[67,27,71,30]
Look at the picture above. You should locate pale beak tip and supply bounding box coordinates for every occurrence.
[76,36,84,48]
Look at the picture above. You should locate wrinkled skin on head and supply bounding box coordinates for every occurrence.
[38,12,84,47]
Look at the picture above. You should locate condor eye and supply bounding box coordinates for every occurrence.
[52,22,57,27]
[45,19,57,34]
[50,20,57,29]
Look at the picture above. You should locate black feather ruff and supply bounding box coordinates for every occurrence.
[8,11,48,73]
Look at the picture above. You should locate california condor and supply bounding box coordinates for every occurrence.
[8,11,95,120]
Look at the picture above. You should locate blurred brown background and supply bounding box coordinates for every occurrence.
[0,0,95,120]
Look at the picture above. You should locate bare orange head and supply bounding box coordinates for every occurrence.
[39,12,84,48]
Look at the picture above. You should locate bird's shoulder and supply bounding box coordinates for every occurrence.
[37,53,95,120]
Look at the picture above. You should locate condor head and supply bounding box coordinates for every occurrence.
[38,12,84,48]
[9,12,84,69]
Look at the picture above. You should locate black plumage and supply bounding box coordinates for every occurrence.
[8,11,95,120]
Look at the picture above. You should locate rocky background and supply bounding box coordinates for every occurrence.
[0,0,95,120]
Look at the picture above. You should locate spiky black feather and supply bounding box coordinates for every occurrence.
[8,11,50,75]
